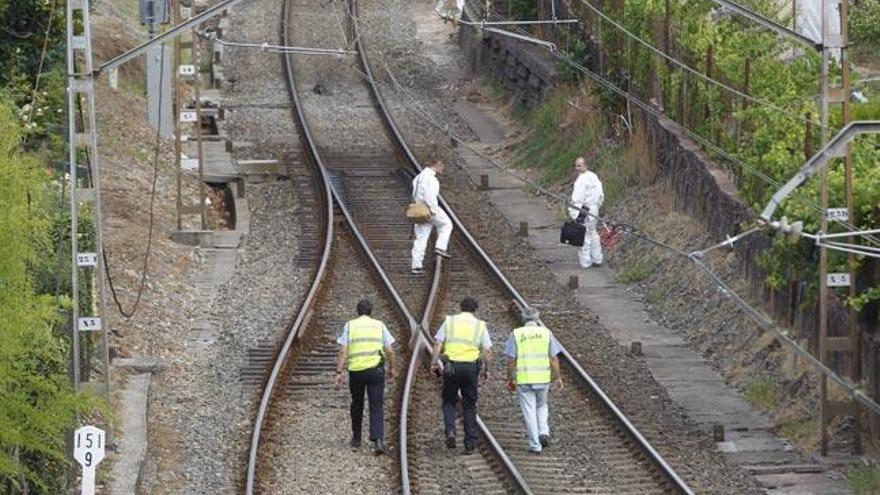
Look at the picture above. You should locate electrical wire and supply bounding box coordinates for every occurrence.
[25,0,61,137]
[573,0,824,129]
[101,45,167,319]
[334,5,880,410]
[472,4,880,247]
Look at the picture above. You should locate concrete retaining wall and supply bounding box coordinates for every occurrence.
[459,23,556,108]
[460,15,880,405]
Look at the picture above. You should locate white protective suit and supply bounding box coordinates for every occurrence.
[411,167,453,270]
[569,171,604,268]
[434,0,465,21]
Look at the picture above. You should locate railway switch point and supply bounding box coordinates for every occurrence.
[518,221,529,237]
[479,174,489,190]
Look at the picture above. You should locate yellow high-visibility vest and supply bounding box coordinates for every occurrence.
[513,325,551,385]
[443,313,486,362]
[347,316,385,371]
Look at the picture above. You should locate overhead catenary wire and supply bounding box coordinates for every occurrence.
[477,5,880,246]
[573,0,825,129]
[338,10,880,412]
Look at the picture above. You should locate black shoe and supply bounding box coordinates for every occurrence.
[350,437,361,449]
[372,439,385,455]
[434,248,451,259]
[528,448,542,455]
[445,436,456,449]
[463,444,475,455]
[539,434,550,448]
[411,267,426,274]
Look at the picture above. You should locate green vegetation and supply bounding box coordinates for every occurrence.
[743,377,779,410]
[506,0,879,317]
[848,464,880,495]
[616,256,656,283]
[0,2,106,492]
[781,418,819,445]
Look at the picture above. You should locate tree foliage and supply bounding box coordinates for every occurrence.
[0,99,96,492]
[538,0,880,313]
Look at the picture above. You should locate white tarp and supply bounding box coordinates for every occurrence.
[794,0,841,57]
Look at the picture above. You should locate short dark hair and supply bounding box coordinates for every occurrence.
[357,299,373,316]
[460,297,478,312]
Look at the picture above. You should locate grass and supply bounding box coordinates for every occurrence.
[645,286,667,304]
[515,87,605,185]
[848,464,880,494]
[616,256,655,284]
[743,376,779,410]
[780,418,819,446]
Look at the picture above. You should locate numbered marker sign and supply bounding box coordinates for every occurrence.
[827,273,851,287]
[178,64,196,76]
[78,317,102,331]
[826,208,849,222]
[179,111,198,123]
[74,425,106,495]
[76,252,97,267]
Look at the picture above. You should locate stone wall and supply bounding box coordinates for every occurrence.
[459,23,556,108]
[647,114,879,401]
[459,14,880,408]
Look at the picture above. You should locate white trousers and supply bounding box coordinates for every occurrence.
[571,208,603,268]
[517,384,550,452]
[411,208,453,269]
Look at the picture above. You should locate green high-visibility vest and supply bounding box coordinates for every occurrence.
[514,325,551,385]
[347,315,385,371]
[443,313,486,362]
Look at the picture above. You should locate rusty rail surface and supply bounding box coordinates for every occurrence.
[349,1,695,493]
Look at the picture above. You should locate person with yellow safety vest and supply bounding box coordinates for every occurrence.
[430,297,492,454]
[504,307,563,454]
[335,299,396,455]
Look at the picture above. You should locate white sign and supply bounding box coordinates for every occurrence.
[78,317,102,331]
[827,273,851,287]
[179,111,198,123]
[178,64,196,76]
[74,425,106,495]
[826,208,849,221]
[76,252,97,267]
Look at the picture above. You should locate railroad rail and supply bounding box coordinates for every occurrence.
[349,0,695,492]
[245,0,696,491]
[244,0,522,493]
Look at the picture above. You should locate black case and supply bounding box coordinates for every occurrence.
[560,221,587,247]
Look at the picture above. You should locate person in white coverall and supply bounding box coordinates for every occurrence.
[569,156,604,268]
[411,160,453,274]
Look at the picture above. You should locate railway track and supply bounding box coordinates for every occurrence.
[349,0,695,493]
[245,0,518,493]
[243,0,696,492]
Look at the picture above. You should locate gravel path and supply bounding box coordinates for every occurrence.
[146,0,310,492]
[354,0,763,492]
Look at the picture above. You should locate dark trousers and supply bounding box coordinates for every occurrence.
[349,366,385,441]
[441,361,479,448]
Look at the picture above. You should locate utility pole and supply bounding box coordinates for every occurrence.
[174,0,183,230]
[66,0,111,395]
[818,0,860,456]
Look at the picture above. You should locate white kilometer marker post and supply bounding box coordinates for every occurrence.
[74,425,106,495]
[827,273,851,287]
[76,252,98,267]
[178,64,195,76]
[179,110,197,122]
[826,208,849,221]
[78,317,102,331]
